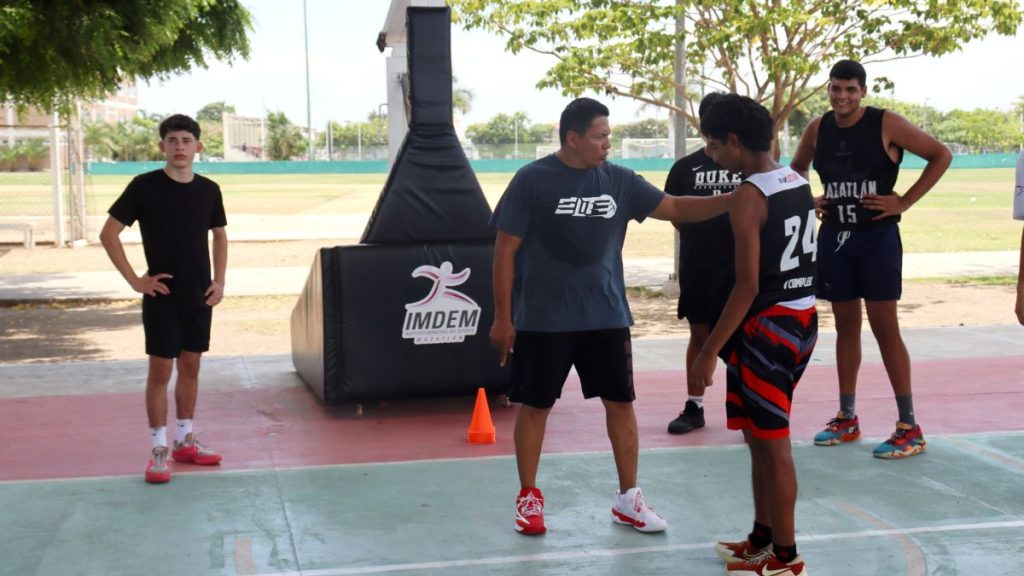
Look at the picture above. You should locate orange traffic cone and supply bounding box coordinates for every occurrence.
[467,387,496,444]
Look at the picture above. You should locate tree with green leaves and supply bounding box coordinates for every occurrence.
[466,111,535,145]
[933,108,1022,153]
[451,0,1022,151]
[196,102,237,123]
[0,1,253,114]
[614,118,669,140]
[266,112,307,161]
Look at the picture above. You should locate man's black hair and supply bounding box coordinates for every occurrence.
[698,92,728,118]
[559,97,610,145]
[829,59,867,88]
[699,94,773,152]
[159,114,201,140]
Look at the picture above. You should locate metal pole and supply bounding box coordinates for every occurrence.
[327,121,333,160]
[303,0,314,161]
[49,113,65,247]
[667,0,687,292]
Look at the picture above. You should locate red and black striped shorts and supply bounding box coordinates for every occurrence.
[725,305,818,439]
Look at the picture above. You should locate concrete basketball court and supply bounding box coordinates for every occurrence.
[1,324,1022,575]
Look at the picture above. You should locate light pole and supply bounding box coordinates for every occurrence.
[303,0,313,161]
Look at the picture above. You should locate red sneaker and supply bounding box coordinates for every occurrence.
[726,551,806,576]
[144,447,171,484]
[715,539,771,563]
[515,487,546,535]
[172,433,222,465]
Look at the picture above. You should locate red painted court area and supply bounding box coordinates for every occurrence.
[1,355,1020,482]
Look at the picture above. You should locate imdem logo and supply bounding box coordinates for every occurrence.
[402,261,481,345]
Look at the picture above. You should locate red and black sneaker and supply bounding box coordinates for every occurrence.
[172,433,222,465]
[715,539,772,563]
[144,446,171,484]
[515,487,546,535]
[726,551,806,576]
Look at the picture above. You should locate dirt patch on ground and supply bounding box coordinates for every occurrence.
[0,282,1017,364]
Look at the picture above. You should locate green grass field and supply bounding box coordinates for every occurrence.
[1,168,1020,254]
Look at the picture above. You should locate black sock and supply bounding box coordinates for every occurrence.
[774,543,798,563]
[748,521,773,549]
[896,394,916,426]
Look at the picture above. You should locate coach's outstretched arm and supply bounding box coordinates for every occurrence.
[648,191,733,224]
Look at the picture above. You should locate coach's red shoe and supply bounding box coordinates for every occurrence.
[727,551,806,576]
[172,433,222,465]
[144,447,171,484]
[515,487,546,535]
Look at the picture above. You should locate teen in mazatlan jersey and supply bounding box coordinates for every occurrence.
[691,93,817,576]
[791,59,951,461]
[663,92,742,435]
[814,105,902,230]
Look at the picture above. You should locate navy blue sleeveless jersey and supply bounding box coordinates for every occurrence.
[813,106,902,230]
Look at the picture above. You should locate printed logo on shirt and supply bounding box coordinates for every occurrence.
[695,170,742,191]
[402,261,480,345]
[555,194,617,218]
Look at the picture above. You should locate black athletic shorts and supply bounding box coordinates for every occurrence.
[817,223,902,302]
[508,328,635,409]
[677,264,732,324]
[142,298,212,359]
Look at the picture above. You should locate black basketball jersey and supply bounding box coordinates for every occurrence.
[813,106,902,230]
[744,167,817,314]
[664,149,741,272]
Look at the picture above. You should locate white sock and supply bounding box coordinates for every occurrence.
[175,419,193,444]
[688,395,704,409]
[150,426,167,450]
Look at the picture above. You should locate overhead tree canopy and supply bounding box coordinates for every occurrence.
[451,0,1022,147]
[0,0,253,114]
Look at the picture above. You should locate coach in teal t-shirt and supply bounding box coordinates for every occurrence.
[489,97,733,538]
[491,154,663,332]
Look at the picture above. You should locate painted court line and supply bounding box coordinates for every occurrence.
[251,520,1024,576]
[835,502,925,576]
[942,436,1024,471]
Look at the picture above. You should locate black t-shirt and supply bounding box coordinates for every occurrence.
[813,106,902,230]
[664,149,741,274]
[108,169,227,306]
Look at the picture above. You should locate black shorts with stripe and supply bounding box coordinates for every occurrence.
[725,305,817,439]
[509,328,635,409]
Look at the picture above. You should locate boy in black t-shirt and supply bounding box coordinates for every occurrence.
[100,114,228,484]
[664,92,741,435]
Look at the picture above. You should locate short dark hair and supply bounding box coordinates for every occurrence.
[159,114,201,140]
[699,94,773,152]
[559,97,609,145]
[829,59,867,88]
[698,92,727,118]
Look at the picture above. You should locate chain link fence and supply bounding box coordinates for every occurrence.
[0,113,91,247]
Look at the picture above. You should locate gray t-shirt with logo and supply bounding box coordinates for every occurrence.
[491,154,665,332]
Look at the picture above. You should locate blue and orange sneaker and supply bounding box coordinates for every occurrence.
[813,412,861,446]
[873,422,927,459]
